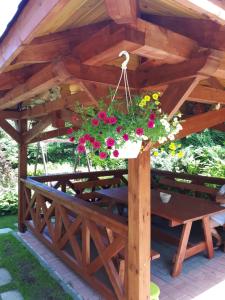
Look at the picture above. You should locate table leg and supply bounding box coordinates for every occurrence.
[172,221,192,277]
[202,216,214,259]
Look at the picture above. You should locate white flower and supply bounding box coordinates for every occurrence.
[177,124,183,131]
[173,117,178,122]
[168,134,175,140]
[158,136,167,144]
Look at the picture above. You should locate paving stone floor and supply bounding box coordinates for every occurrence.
[0,268,23,300]
[18,227,225,300]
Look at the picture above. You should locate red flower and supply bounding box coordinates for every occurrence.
[98,111,107,120]
[136,128,144,136]
[148,120,155,128]
[67,127,73,134]
[149,113,156,120]
[69,137,75,142]
[84,134,91,141]
[109,116,117,124]
[77,144,85,153]
[93,140,101,149]
[79,136,86,144]
[91,118,99,126]
[89,137,95,143]
[123,134,129,141]
[106,137,115,147]
[99,152,107,159]
[104,117,111,124]
[113,150,119,158]
[116,126,123,133]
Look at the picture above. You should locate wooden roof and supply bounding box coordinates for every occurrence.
[0,0,225,144]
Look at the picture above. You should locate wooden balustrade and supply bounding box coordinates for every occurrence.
[21,177,128,300]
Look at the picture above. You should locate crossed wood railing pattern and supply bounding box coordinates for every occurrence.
[22,178,128,300]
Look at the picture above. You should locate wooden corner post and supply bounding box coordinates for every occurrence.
[128,150,151,300]
[18,119,27,233]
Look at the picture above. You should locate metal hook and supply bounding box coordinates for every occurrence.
[119,50,130,70]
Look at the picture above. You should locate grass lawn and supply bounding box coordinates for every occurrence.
[0,214,17,229]
[0,215,73,300]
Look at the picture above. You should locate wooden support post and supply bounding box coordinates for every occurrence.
[128,150,150,300]
[18,120,28,233]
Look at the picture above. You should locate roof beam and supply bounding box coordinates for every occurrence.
[0,62,71,111]
[22,116,52,144]
[0,111,21,120]
[74,20,197,66]
[30,127,77,144]
[0,0,84,71]
[188,86,225,104]
[146,15,225,52]
[138,51,223,87]
[177,107,225,139]
[160,77,200,118]
[0,119,21,143]
[104,0,138,24]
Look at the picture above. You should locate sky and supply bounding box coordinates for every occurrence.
[0,0,22,37]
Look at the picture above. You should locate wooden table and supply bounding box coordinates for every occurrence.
[96,186,225,276]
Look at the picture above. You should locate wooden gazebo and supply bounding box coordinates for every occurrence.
[0,1,225,299]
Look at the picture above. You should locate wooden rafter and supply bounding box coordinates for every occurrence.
[12,22,109,66]
[0,119,21,143]
[188,86,225,104]
[146,15,225,52]
[0,63,71,111]
[22,116,52,144]
[74,20,197,66]
[177,108,225,139]
[105,0,138,24]
[160,77,200,118]
[0,111,21,120]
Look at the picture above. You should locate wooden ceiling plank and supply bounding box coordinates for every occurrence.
[0,62,71,111]
[189,86,225,104]
[0,111,21,120]
[0,119,21,143]
[23,116,52,144]
[104,0,138,24]
[0,0,81,71]
[160,77,200,118]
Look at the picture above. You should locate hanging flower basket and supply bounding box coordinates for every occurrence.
[67,51,183,160]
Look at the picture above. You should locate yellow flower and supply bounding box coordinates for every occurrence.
[152,93,159,100]
[155,100,160,106]
[153,151,159,157]
[177,151,184,158]
[144,95,151,102]
[169,143,176,151]
[170,151,176,156]
[178,144,182,148]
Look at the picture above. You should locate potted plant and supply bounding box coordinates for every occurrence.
[67,91,183,160]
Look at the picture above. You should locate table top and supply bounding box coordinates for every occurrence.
[96,186,225,226]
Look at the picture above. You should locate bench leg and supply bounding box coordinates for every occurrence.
[202,216,214,259]
[172,222,192,277]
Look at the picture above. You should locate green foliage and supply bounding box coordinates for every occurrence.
[0,190,18,216]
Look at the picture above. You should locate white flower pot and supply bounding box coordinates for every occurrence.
[111,140,142,159]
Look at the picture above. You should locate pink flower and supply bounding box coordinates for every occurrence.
[93,140,101,149]
[89,137,95,143]
[91,118,99,126]
[79,136,86,144]
[116,126,123,133]
[67,128,73,134]
[99,152,107,159]
[123,134,129,141]
[148,120,155,128]
[113,150,119,158]
[136,128,144,136]
[69,137,75,142]
[77,144,85,153]
[106,137,115,147]
[84,134,91,141]
[98,111,107,120]
[109,116,117,124]
[104,117,111,124]
[150,113,156,120]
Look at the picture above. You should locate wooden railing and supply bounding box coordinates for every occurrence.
[21,177,128,300]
